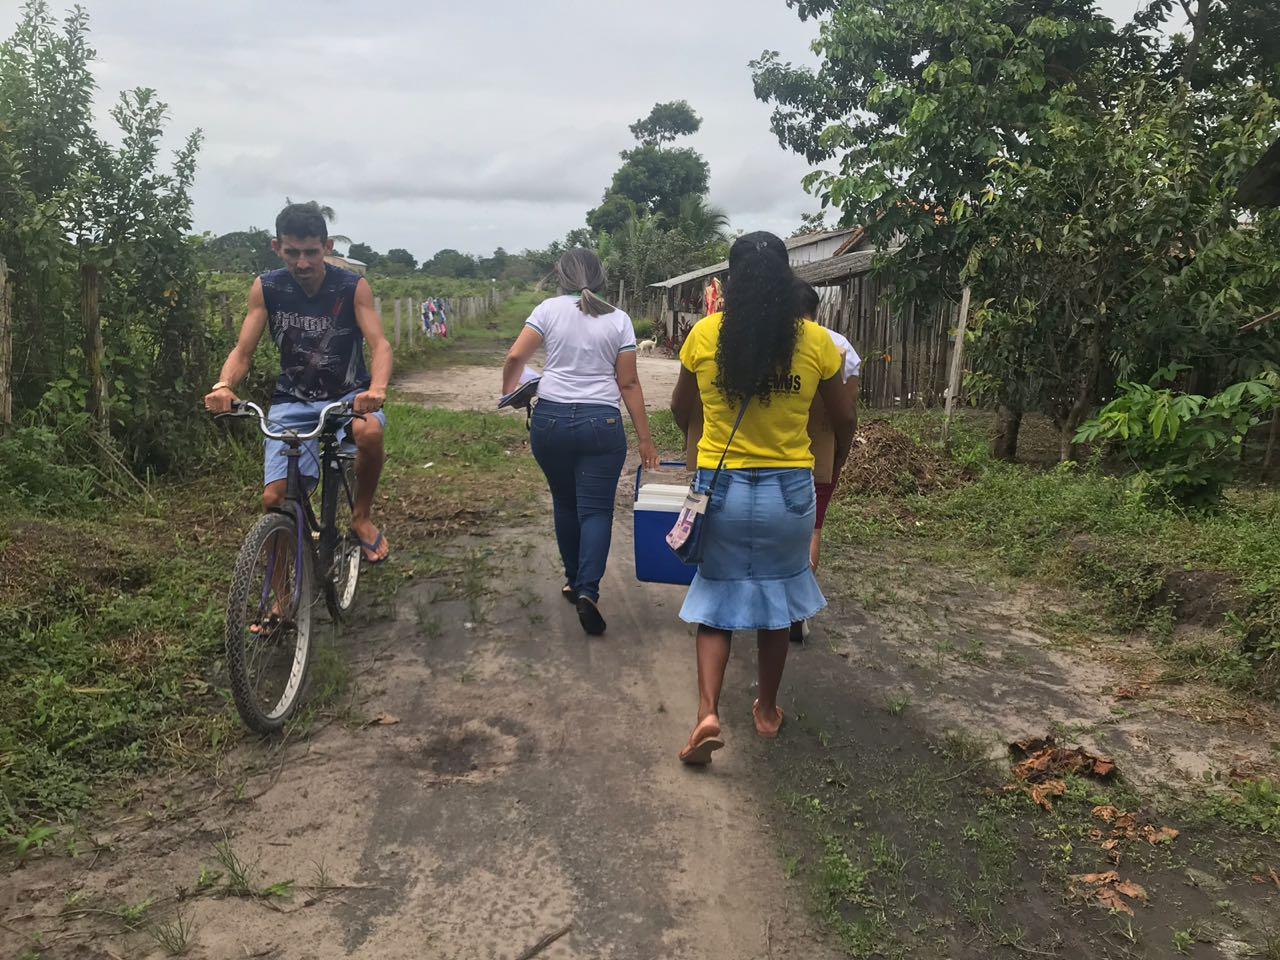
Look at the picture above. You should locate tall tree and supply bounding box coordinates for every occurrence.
[383,247,417,273]
[629,99,702,146]
[346,241,381,267]
[588,100,710,234]
[751,0,1115,300]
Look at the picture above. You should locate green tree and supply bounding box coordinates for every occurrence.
[197,229,276,273]
[383,247,417,274]
[587,100,711,233]
[751,0,1115,301]
[674,195,730,247]
[0,0,209,473]
[792,212,828,238]
[347,241,381,268]
[421,248,477,278]
[629,99,702,147]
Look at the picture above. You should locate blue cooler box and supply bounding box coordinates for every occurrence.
[633,463,696,586]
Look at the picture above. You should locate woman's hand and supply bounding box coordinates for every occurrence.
[638,437,660,471]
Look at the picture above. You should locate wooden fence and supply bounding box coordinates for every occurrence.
[0,255,10,431]
[652,251,961,410]
[809,272,958,409]
[374,285,518,349]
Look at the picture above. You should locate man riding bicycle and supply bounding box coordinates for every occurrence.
[204,201,394,563]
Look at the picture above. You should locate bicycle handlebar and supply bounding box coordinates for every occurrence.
[217,399,357,443]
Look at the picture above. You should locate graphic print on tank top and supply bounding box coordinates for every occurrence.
[261,264,371,402]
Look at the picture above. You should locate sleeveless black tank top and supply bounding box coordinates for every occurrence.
[261,264,370,402]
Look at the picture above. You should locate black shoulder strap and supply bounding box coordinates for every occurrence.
[708,398,751,487]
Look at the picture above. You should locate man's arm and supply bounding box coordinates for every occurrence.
[353,277,393,414]
[670,365,699,434]
[204,278,269,413]
[818,373,856,477]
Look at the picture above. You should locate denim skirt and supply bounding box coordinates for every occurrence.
[679,467,827,631]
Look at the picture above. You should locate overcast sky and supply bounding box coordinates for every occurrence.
[3,0,1162,259]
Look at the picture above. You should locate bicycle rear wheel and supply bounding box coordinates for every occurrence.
[225,511,314,734]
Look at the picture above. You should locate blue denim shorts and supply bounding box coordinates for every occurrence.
[263,391,386,488]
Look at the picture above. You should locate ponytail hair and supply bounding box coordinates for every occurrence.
[554,248,616,318]
[715,231,801,406]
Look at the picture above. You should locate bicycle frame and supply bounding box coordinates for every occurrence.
[231,400,358,612]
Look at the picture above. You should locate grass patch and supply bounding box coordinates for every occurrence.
[826,410,1280,688]
[0,399,541,836]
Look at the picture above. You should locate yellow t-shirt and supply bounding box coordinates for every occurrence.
[680,313,842,470]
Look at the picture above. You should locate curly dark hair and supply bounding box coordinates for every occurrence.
[714,231,801,406]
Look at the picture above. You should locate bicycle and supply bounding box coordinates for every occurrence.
[216,399,365,733]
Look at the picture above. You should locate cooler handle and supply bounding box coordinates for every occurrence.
[635,460,688,503]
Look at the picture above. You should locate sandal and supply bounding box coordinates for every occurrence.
[679,718,725,765]
[249,613,292,637]
[356,530,390,565]
[752,700,785,739]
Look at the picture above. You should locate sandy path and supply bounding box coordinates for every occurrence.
[398,354,682,415]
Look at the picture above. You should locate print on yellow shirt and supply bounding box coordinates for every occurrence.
[680,313,842,470]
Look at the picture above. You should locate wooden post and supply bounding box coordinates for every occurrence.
[81,264,107,427]
[1262,407,1280,481]
[219,293,233,337]
[393,298,402,347]
[0,255,11,432]
[408,298,415,347]
[941,286,972,447]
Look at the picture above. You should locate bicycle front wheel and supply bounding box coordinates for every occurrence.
[329,456,361,617]
[225,511,314,734]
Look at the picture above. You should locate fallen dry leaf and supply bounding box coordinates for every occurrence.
[1075,871,1120,885]
[1030,779,1068,811]
[1010,736,1117,783]
[1070,870,1147,916]
[1141,825,1180,845]
[1095,887,1134,915]
[1114,880,1149,901]
[364,713,400,727]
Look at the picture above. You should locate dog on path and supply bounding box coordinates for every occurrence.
[637,339,657,356]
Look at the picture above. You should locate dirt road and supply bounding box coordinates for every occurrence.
[398,355,682,415]
[7,353,1279,959]
[3,354,841,960]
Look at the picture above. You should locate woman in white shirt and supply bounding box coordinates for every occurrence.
[503,250,659,636]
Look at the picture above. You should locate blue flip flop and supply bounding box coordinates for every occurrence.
[357,531,390,565]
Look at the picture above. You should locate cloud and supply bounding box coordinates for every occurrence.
[6,0,824,253]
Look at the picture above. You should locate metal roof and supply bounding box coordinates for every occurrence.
[650,226,865,289]
[652,245,898,290]
[794,248,898,285]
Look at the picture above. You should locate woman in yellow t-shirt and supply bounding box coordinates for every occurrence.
[669,232,855,765]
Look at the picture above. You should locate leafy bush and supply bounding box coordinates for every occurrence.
[0,424,99,511]
[1075,368,1277,506]
[632,318,656,341]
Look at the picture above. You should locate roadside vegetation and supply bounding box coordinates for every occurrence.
[824,411,1280,690]
[0,389,541,838]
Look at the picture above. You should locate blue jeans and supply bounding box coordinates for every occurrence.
[530,400,627,602]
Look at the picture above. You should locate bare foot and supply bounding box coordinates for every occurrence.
[752,700,784,739]
[351,516,389,562]
[679,715,725,765]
